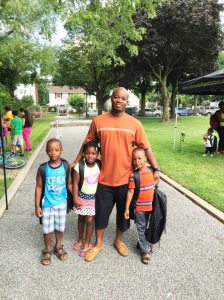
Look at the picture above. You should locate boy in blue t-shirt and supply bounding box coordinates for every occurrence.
[35,138,72,266]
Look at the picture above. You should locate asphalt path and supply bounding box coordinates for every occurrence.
[0,126,223,300]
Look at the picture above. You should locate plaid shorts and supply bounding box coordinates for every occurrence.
[42,202,67,234]
[12,134,23,146]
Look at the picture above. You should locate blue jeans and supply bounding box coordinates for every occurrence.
[135,211,151,254]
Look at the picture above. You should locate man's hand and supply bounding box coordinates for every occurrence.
[153,170,160,185]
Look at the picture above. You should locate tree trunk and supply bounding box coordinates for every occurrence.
[140,91,146,116]
[161,77,170,122]
[96,91,104,114]
[193,95,198,115]
[170,80,177,118]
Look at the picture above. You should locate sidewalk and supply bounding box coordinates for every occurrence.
[0,125,223,300]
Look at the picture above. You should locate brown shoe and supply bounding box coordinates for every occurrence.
[141,253,150,265]
[113,242,129,257]
[85,246,103,262]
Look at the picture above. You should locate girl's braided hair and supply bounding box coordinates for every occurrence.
[83,140,100,153]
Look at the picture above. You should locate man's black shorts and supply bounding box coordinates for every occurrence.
[95,183,130,232]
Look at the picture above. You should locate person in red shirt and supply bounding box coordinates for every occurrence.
[124,147,155,265]
[71,87,159,262]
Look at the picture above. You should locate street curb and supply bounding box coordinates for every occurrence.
[160,172,224,224]
[0,128,53,219]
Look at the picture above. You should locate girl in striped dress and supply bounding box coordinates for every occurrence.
[73,141,100,257]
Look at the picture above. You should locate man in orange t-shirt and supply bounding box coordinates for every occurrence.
[71,87,159,262]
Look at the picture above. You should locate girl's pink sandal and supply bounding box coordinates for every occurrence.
[73,241,83,251]
[79,244,92,257]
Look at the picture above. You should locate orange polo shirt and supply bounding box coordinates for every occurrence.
[85,112,150,186]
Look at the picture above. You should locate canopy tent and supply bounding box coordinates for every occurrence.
[178,68,224,95]
[173,68,224,150]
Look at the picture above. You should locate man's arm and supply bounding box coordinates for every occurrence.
[145,147,160,184]
[124,188,134,219]
[70,119,98,168]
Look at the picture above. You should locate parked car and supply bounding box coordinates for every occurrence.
[57,105,68,116]
[176,108,193,116]
[197,106,218,116]
[144,108,162,117]
[125,106,139,116]
[82,109,98,117]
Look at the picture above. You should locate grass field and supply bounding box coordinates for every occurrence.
[140,116,224,212]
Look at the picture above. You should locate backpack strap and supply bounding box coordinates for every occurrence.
[132,169,140,202]
[78,159,85,191]
[39,162,47,209]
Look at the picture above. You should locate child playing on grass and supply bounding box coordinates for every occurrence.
[202,127,215,157]
[72,141,101,258]
[124,147,155,265]
[35,138,72,266]
[10,110,24,157]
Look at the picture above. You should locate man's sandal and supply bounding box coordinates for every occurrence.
[85,246,103,262]
[53,245,68,261]
[72,241,83,252]
[113,242,129,257]
[41,250,52,266]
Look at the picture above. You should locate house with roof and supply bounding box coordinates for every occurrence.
[14,84,38,104]
[48,86,97,110]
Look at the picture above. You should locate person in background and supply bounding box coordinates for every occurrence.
[4,106,13,131]
[202,128,215,157]
[19,108,33,152]
[213,101,224,154]
[2,114,9,147]
[10,110,24,157]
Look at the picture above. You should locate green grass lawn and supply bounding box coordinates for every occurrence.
[0,115,54,199]
[139,116,224,212]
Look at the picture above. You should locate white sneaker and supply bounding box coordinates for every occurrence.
[202,154,207,157]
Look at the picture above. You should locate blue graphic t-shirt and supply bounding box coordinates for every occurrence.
[42,162,67,208]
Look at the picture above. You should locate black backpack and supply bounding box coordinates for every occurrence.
[39,159,73,224]
[131,168,167,244]
[77,159,101,191]
[145,187,167,245]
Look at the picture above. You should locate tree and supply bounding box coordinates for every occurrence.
[69,94,85,113]
[55,0,164,112]
[0,0,61,94]
[134,0,223,121]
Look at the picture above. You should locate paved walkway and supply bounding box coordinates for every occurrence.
[0,126,223,300]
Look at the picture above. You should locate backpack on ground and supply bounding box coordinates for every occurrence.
[131,168,167,244]
[39,158,73,224]
[210,114,219,130]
